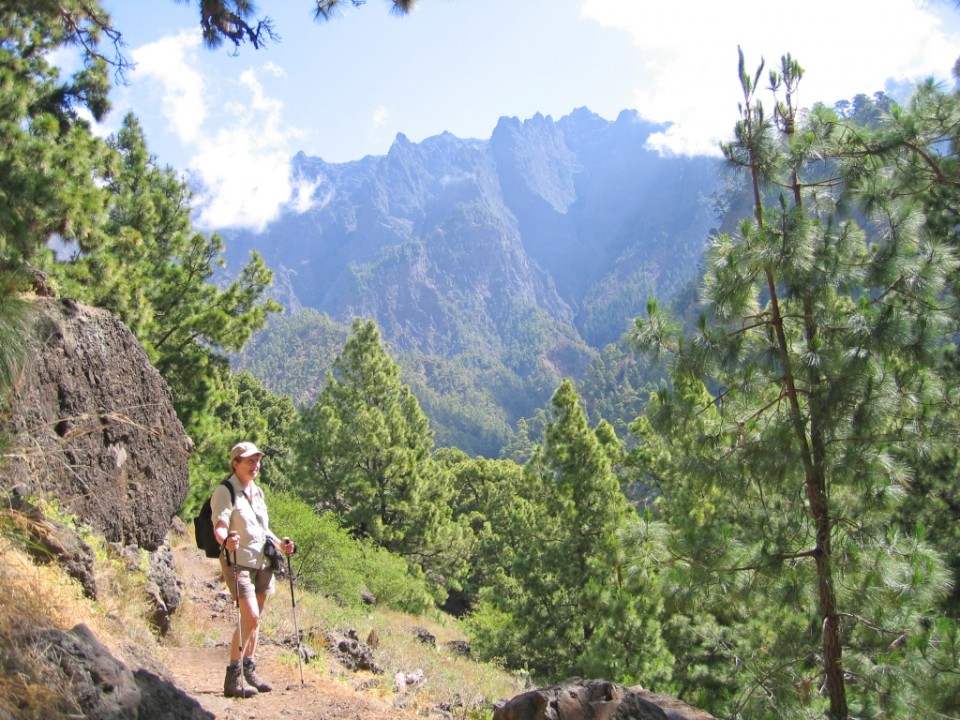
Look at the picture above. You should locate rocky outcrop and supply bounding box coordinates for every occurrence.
[146,542,184,636]
[113,540,184,636]
[493,679,715,720]
[5,494,98,599]
[3,298,192,550]
[324,628,383,673]
[33,623,212,719]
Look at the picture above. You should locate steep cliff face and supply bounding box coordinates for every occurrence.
[223,108,720,359]
[4,298,192,550]
[226,109,722,454]
[313,131,576,357]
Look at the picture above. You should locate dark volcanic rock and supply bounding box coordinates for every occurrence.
[493,678,715,720]
[4,299,193,550]
[146,542,184,635]
[33,623,212,719]
[324,628,383,673]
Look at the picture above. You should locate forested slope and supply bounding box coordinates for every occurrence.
[229,110,719,454]
[2,4,959,719]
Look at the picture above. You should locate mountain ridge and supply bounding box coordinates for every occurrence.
[227,107,723,454]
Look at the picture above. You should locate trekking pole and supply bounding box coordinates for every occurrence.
[231,540,247,698]
[286,552,305,685]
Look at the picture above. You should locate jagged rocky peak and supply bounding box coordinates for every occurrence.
[291,149,331,177]
[389,131,414,153]
[225,106,723,454]
[490,110,577,214]
[225,104,720,372]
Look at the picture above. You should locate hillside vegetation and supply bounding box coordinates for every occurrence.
[2,4,960,720]
[0,501,516,719]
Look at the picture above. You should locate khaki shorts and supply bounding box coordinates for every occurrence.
[220,557,275,600]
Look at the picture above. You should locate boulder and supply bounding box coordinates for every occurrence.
[3,299,192,550]
[324,628,383,673]
[33,623,212,719]
[492,678,715,720]
[444,639,471,658]
[409,625,437,647]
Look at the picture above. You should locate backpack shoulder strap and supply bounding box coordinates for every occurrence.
[221,477,236,506]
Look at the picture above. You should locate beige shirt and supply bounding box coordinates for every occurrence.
[211,474,275,570]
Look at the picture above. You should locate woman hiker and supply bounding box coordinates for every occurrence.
[211,441,296,698]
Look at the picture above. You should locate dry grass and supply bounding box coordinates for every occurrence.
[0,509,522,720]
[0,506,162,719]
[0,534,81,719]
[289,593,522,717]
[367,608,523,717]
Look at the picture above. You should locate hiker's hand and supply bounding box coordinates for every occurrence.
[281,537,296,555]
[225,531,239,551]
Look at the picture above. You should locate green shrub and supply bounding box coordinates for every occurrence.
[359,542,439,613]
[462,598,525,673]
[267,492,435,614]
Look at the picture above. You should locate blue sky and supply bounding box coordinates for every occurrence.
[93,0,960,231]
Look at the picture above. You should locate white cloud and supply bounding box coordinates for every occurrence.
[440,171,477,187]
[128,32,305,231]
[580,0,960,156]
[261,61,287,78]
[189,138,292,231]
[372,105,390,128]
[189,69,305,230]
[131,31,206,144]
[289,175,332,214]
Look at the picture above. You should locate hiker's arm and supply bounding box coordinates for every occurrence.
[215,520,239,550]
[210,484,238,550]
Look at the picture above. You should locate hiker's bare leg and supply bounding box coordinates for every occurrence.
[244,593,268,658]
[230,594,261,661]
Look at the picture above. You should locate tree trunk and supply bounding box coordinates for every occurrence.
[808,469,847,719]
[766,269,849,719]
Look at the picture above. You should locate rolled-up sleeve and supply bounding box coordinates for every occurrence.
[211,483,233,527]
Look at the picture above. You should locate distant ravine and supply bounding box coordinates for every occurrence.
[227,108,721,455]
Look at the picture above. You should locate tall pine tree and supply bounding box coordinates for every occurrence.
[0,1,112,279]
[469,379,671,685]
[297,318,469,595]
[632,51,956,719]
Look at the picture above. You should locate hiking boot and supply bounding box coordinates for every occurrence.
[224,663,258,698]
[243,657,273,693]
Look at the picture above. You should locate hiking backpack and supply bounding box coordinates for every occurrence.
[193,478,236,558]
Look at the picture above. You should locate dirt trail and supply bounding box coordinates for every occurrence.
[162,543,419,720]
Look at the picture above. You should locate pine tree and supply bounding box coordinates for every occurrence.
[860,79,960,618]
[432,447,548,616]
[632,51,956,719]
[297,318,469,593]
[50,114,281,426]
[469,379,671,685]
[181,0,417,49]
[0,1,113,279]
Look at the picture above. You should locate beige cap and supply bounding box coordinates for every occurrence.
[230,441,263,462]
